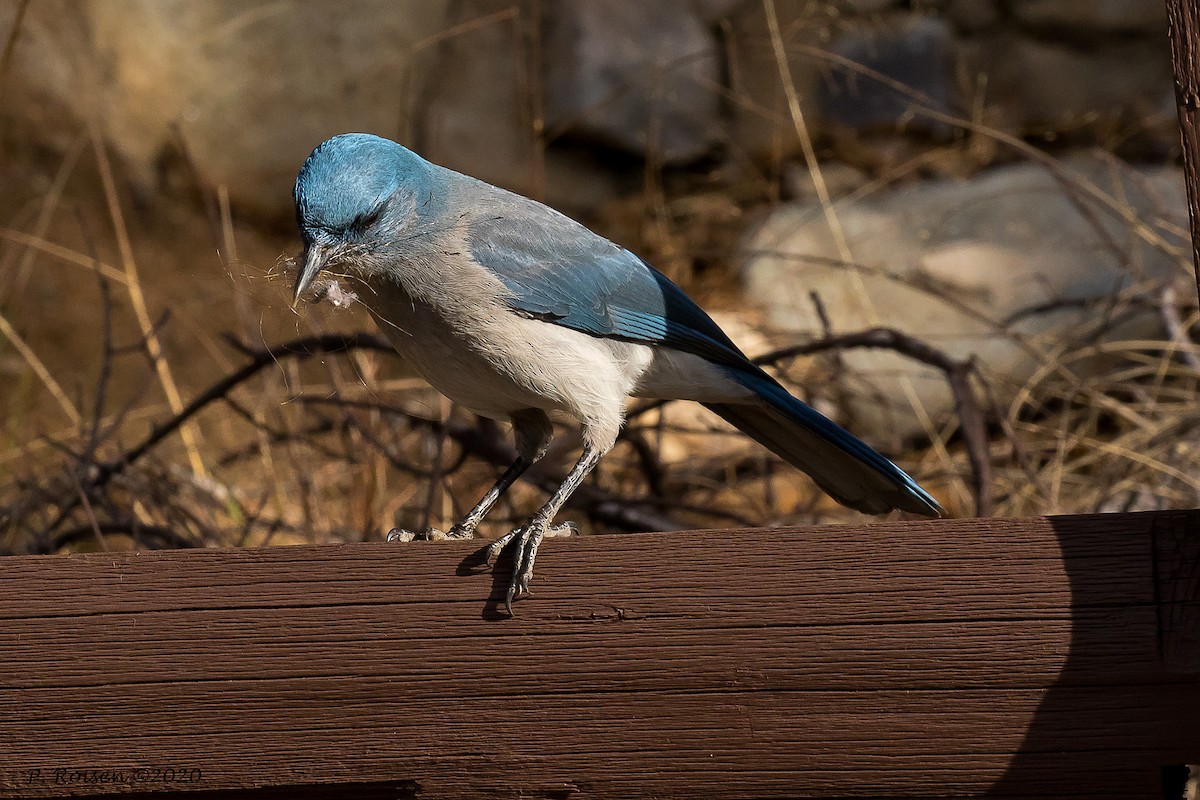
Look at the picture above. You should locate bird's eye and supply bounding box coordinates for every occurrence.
[351,204,385,233]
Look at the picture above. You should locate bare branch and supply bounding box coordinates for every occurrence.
[755,327,993,517]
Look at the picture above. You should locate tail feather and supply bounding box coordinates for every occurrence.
[705,372,942,517]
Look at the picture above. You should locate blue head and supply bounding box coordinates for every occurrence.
[292,133,429,303]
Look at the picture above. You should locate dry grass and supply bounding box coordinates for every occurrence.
[1,4,1198,558]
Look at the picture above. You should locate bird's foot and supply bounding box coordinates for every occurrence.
[386,524,475,543]
[486,519,578,616]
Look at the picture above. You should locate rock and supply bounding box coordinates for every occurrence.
[830,0,903,14]
[541,0,724,163]
[959,33,1174,136]
[782,161,869,202]
[722,0,831,165]
[944,0,1003,32]
[403,0,631,214]
[819,16,959,136]
[738,154,1188,440]
[85,0,453,218]
[688,0,745,23]
[1009,0,1167,35]
[4,0,630,220]
[2,0,627,221]
[412,0,536,197]
[0,0,91,155]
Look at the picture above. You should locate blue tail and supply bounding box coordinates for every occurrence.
[705,369,943,517]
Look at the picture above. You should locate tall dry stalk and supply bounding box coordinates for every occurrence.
[89,125,209,480]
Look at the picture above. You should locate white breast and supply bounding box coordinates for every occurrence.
[358,265,652,449]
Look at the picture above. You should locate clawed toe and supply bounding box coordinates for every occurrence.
[484,529,518,566]
[386,527,433,543]
[504,560,534,616]
[386,524,474,543]
[545,520,578,538]
[393,516,577,615]
[503,583,523,617]
[498,518,579,616]
[443,524,476,540]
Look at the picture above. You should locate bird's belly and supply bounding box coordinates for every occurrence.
[369,307,536,417]
[363,287,650,423]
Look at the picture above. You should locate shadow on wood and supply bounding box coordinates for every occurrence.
[987,512,1198,798]
[0,511,1196,799]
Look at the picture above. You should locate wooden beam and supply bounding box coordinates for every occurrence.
[0,511,1196,799]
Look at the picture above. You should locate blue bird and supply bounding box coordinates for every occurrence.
[292,133,942,613]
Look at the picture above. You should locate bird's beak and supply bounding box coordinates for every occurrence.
[292,243,330,308]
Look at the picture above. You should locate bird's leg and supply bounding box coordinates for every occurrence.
[388,455,532,542]
[489,443,604,615]
[387,409,552,543]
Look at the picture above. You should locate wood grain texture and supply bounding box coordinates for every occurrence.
[0,512,1196,799]
[1155,511,1200,672]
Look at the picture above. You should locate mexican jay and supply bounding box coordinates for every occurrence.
[291,133,942,613]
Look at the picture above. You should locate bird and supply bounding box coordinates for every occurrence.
[291,133,942,614]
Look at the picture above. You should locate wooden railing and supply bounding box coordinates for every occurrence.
[0,513,1196,798]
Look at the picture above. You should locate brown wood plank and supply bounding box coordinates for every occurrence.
[0,516,1151,620]
[0,686,1193,798]
[0,511,1196,798]
[1155,511,1200,672]
[0,610,1157,692]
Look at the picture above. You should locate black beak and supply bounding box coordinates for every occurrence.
[292,243,330,307]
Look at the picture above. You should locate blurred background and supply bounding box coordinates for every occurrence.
[2,0,1197,554]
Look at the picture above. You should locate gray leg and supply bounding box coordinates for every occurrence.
[487,443,604,615]
[387,409,553,542]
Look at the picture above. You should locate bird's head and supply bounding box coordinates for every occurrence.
[291,133,428,304]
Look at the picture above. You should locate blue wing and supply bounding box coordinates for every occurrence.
[467,209,751,369]
[464,202,942,518]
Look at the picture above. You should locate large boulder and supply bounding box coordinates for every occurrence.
[818,16,960,137]
[0,0,91,156]
[540,0,725,164]
[1008,0,1167,35]
[720,0,829,166]
[94,1,454,217]
[739,154,1189,441]
[959,33,1175,137]
[409,0,538,200]
[1,0,453,217]
[2,0,737,219]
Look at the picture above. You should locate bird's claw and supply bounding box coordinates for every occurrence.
[386,527,432,543]
[497,520,578,616]
[548,520,580,538]
[389,518,577,616]
[386,524,474,543]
